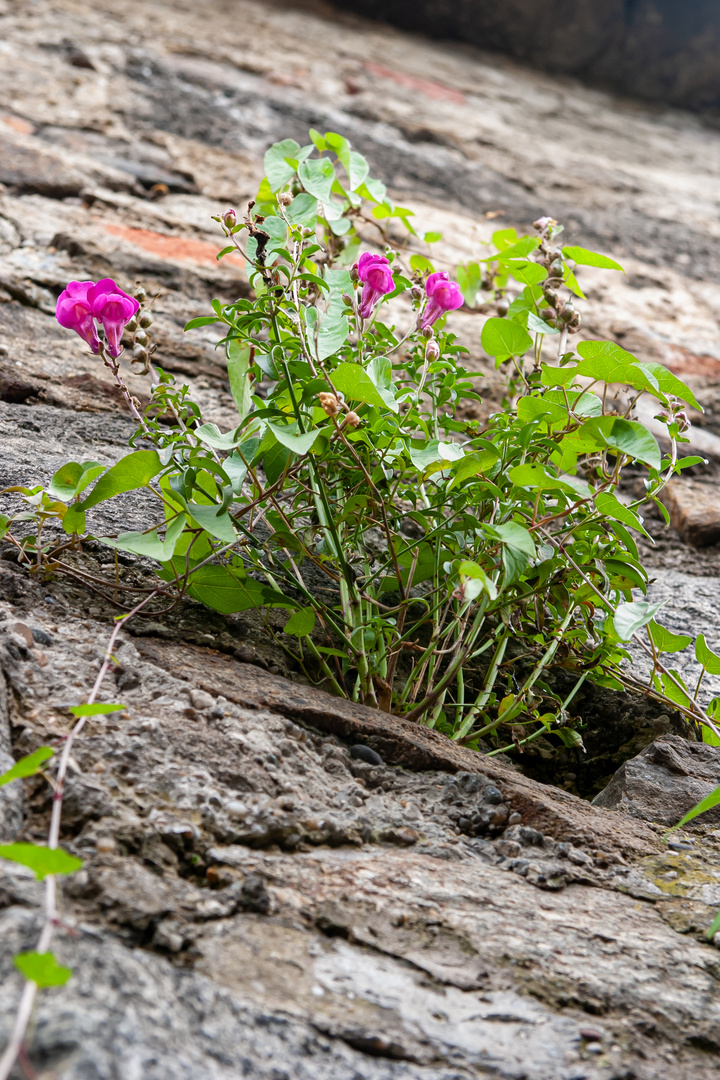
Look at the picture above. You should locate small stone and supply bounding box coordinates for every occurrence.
[508,812,522,825]
[349,744,384,766]
[30,627,52,646]
[579,1027,603,1041]
[584,1042,603,1055]
[12,622,33,648]
[241,873,270,914]
[484,786,503,804]
[117,670,141,692]
[190,689,214,711]
[660,479,720,548]
[225,800,249,819]
[96,837,116,854]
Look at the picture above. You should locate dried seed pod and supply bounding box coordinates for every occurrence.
[134,286,147,303]
[278,192,293,207]
[134,329,149,346]
[496,298,510,317]
[344,411,361,429]
[139,312,152,329]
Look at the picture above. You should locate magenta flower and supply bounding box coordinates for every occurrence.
[419,271,463,330]
[55,281,100,354]
[88,278,140,358]
[355,252,395,320]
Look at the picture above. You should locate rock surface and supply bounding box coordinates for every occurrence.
[329,0,720,113]
[661,479,720,548]
[1,1,720,1078]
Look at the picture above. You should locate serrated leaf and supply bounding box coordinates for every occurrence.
[0,747,53,787]
[0,843,83,880]
[14,951,72,987]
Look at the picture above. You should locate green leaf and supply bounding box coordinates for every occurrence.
[507,261,547,286]
[184,316,221,330]
[509,463,589,496]
[14,951,72,987]
[580,416,661,470]
[493,237,540,261]
[481,317,532,359]
[187,503,237,543]
[648,620,692,654]
[613,600,665,641]
[102,513,186,561]
[298,158,336,204]
[447,447,500,491]
[409,254,434,274]
[267,422,321,455]
[61,503,86,536]
[332,363,398,412]
[527,311,560,336]
[69,702,125,717]
[348,151,369,191]
[491,228,518,250]
[81,451,163,510]
[195,423,241,450]
[0,843,83,880]
[424,231,442,243]
[285,192,318,228]
[184,565,270,614]
[48,460,104,501]
[264,138,300,192]
[491,521,536,582]
[0,747,53,787]
[594,492,650,537]
[227,340,254,421]
[284,607,316,637]
[696,635,720,675]
[641,361,702,412]
[563,246,624,272]
[316,290,349,361]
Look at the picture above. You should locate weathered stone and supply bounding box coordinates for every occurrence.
[660,479,720,548]
[593,734,720,826]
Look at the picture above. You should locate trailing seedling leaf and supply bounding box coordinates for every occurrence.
[284,607,316,637]
[0,747,53,787]
[0,843,83,880]
[14,951,72,987]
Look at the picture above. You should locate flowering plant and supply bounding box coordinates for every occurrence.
[4,129,717,753]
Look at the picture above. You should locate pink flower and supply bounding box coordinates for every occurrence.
[88,278,140,358]
[418,272,463,330]
[55,281,100,353]
[355,252,394,320]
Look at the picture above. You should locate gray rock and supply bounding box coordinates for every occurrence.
[593,734,720,826]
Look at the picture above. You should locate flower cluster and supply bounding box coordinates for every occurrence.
[353,254,464,329]
[56,278,139,358]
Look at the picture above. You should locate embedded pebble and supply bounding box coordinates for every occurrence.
[190,689,214,711]
[349,744,384,766]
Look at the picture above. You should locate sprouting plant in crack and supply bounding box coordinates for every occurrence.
[0,592,157,1080]
[1,126,718,756]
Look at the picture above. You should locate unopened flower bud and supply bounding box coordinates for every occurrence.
[496,298,509,317]
[277,192,293,206]
[349,265,359,285]
[134,286,146,303]
[342,293,354,307]
[139,312,152,329]
[318,392,342,417]
[421,326,434,339]
[223,209,236,229]
[533,216,554,231]
[411,286,423,301]
[344,411,361,429]
[675,410,690,432]
[425,339,440,361]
